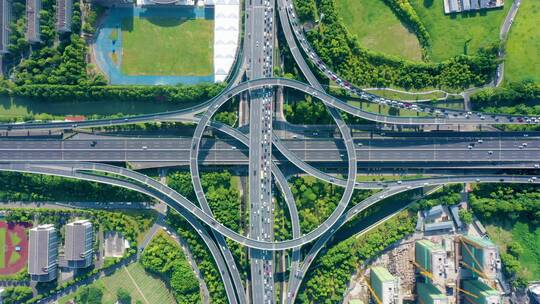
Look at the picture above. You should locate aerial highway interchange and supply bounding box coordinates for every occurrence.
[0,0,539,302]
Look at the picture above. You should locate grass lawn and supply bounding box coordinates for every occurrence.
[9,232,21,247]
[504,0,540,83]
[347,99,431,117]
[410,0,512,62]
[368,89,447,101]
[8,251,20,266]
[0,228,5,268]
[487,221,540,281]
[335,0,422,61]
[121,17,213,76]
[356,174,428,182]
[59,263,176,304]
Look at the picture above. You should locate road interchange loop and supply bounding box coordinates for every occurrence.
[0,0,538,299]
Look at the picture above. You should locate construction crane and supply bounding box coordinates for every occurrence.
[456,287,478,299]
[459,237,488,277]
[366,279,383,304]
[411,260,435,280]
[459,287,481,304]
[459,237,498,289]
[459,261,489,280]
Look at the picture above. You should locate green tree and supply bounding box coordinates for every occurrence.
[458,209,473,225]
[116,287,131,304]
[75,286,103,304]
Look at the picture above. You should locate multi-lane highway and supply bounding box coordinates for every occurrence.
[2,136,540,166]
[245,0,277,300]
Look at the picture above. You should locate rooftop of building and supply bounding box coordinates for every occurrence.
[371,266,395,282]
[425,221,454,232]
[462,235,496,248]
[416,239,444,252]
[32,224,55,231]
[424,205,445,218]
[68,219,92,226]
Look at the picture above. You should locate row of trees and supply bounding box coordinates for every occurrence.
[297,211,416,303]
[283,93,374,125]
[305,0,498,90]
[294,0,318,22]
[412,184,463,211]
[2,286,33,304]
[8,81,226,102]
[471,80,540,124]
[284,95,333,124]
[471,80,540,107]
[289,176,374,233]
[470,184,540,224]
[5,0,28,62]
[73,285,139,304]
[166,169,246,303]
[381,0,431,58]
[141,233,201,304]
[0,172,148,202]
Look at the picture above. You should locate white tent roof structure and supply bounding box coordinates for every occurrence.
[212,1,240,82]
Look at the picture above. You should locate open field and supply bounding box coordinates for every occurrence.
[355,174,429,182]
[487,221,540,281]
[335,0,422,61]
[410,0,512,62]
[347,99,431,117]
[121,17,213,76]
[504,0,540,83]
[59,263,176,304]
[366,88,447,101]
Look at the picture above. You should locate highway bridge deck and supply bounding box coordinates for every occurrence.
[1,137,539,165]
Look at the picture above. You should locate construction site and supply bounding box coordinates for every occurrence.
[345,203,506,304]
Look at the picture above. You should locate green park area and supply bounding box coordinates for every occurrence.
[504,0,540,83]
[121,17,213,76]
[335,0,422,61]
[487,222,540,281]
[59,263,176,304]
[470,184,540,285]
[410,0,512,62]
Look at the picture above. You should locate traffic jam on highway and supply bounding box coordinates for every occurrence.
[261,90,275,300]
[262,0,274,77]
[283,0,539,124]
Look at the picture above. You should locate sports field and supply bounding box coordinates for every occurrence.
[59,263,176,304]
[0,222,28,275]
[335,0,422,61]
[410,0,512,62]
[121,17,214,76]
[504,0,540,83]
